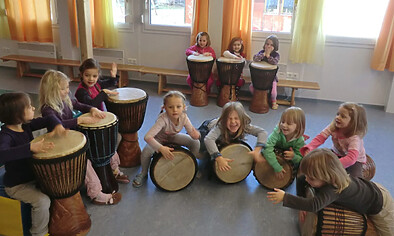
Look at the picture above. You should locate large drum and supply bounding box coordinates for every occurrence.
[254,150,296,190]
[214,142,253,184]
[78,112,119,194]
[150,146,198,192]
[216,57,245,107]
[31,130,91,236]
[186,55,214,107]
[105,88,148,167]
[249,61,278,113]
[300,187,378,236]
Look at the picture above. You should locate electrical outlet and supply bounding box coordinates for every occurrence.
[286,72,299,80]
[293,73,299,80]
[278,72,286,79]
[127,58,137,65]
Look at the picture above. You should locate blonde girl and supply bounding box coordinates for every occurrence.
[39,70,121,205]
[132,91,200,187]
[261,107,306,179]
[204,101,268,171]
[300,102,367,178]
[268,148,394,236]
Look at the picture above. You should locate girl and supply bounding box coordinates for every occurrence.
[251,35,280,109]
[0,92,67,236]
[75,58,129,184]
[267,148,394,236]
[216,37,246,90]
[39,70,121,205]
[261,107,306,180]
[132,91,200,187]
[300,102,367,178]
[204,101,268,172]
[185,32,216,93]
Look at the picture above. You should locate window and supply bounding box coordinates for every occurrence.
[148,0,193,27]
[113,0,132,25]
[252,0,295,33]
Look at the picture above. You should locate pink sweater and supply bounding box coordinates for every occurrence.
[185,45,216,58]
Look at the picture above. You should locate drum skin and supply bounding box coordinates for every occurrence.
[150,146,197,192]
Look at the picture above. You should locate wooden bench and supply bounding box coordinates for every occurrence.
[140,66,189,95]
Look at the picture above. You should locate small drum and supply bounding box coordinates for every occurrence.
[253,150,296,190]
[31,130,91,235]
[186,55,215,107]
[78,112,119,194]
[249,62,278,113]
[362,154,376,181]
[150,146,197,192]
[105,87,148,167]
[216,57,245,107]
[214,142,253,184]
[301,187,378,236]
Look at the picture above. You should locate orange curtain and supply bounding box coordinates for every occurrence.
[190,0,209,45]
[5,0,52,42]
[221,0,252,60]
[371,0,394,71]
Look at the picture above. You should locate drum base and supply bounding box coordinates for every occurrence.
[250,89,269,114]
[190,82,208,107]
[118,133,141,168]
[49,192,91,236]
[93,164,119,194]
[217,85,237,107]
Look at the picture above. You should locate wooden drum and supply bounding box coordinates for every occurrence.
[150,146,197,192]
[216,57,245,107]
[31,130,91,236]
[186,55,214,107]
[254,150,296,190]
[214,142,253,184]
[249,62,278,113]
[362,154,376,181]
[78,112,119,194]
[105,88,148,167]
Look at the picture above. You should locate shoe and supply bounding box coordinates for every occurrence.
[132,173,147,188]
[92,192,122,205]
[272,102,278,110]
[115,171,130,184]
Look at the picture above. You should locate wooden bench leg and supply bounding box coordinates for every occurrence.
[158,75,167,95]
[119,71,129,87]
[16,62,27,78]
[290,88,297,106]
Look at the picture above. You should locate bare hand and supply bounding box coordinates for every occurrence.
[299,211,307,223]
[47,124,68,138]
[103,89,119,96]
[159,146,174,160]
[30,138,54,153]
[253,153,266,163]
[249,147,263,163]
[78,116,101,125]
[275,168,286,180]
[216,156,234,171]
[283,148,295,161]
[110,62,117,77]
[193,52,200,56]
[267,188,285,204]
[90,108,106,119]
[203,52,212,57]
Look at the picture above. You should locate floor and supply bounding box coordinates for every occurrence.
[1,66,394,236]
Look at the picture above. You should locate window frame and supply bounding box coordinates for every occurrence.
[114,0,135,32]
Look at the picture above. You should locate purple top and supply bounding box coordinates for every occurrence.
[253,50,280,82]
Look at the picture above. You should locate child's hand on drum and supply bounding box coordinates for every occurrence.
[48,124,68,137]
[110,62,118,78]
[216,156,233,171]
[298,211,307,223]
[30,138,54,153]
[159,146,174,160]
[283,148,295,161]
[103,89,119,96]
[90,108,106,119]
[275,168,286,179]
[193,52,200,56]
[267,188,285,204]
[78,116,101,125]
[203,52,212,57]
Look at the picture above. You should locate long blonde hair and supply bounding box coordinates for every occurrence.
[278,107,305,139]
[300,148,351,193]
[217,102,251,144]
[329,102,368,138]
[39,70,72,115]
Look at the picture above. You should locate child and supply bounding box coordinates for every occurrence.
[261,107,306,180]
[39,70,122,205]
[185,32,216,93]
[267,148,394,236]
[75,58,129,184]
[216,37,246,91]
[204,101,268,172]
[132,91,200,187]
[0,92,67,236]
[251,35,280,109]
[300,102,367,178]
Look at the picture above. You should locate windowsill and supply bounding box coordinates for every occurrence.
[142,24,191,36]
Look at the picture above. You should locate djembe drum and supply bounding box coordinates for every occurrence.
[186,55,214,107]
[78,112,119,194]
[362,154,376,181]
[249,62,278,113]
[216,57,245,107]
[150,146,198,192]
[300,187,378,236]
[254,150,296,190]
[31,131,91,236]
[105,88,148,167]
[214,142,253,184]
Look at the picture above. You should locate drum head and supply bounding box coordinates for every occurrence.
[217,57,245,63]
[187,54,214,62]
[150,147,197,192]
[253,154,293,189]
[250,61,278,70]
[107,87,147,103]
[215,143,253,184]
[78,112,117,128]
[32,130,87,159]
